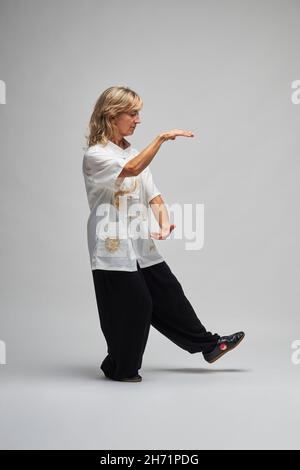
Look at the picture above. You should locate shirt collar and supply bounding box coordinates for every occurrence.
[107,138,131,156]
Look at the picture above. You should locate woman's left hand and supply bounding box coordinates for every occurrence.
[150,224,176,240]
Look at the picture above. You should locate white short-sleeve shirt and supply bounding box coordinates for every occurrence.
[82,139,165,271]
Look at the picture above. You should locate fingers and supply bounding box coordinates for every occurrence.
[161,129,194,141]
[169,129,194,139]
[151,224,176,240]
[180,130,194,137]
[150,232,160,239]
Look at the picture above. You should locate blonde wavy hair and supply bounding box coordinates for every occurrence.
[85,85,143,149]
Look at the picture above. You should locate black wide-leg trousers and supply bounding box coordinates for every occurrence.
[92,260,220,380]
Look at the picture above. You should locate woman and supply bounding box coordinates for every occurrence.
[82,86,245,383]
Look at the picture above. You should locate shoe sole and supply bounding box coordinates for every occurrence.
[205,333,245,364]
[119,377,142,382]
[100,367,142,382]
[103,374,142,382]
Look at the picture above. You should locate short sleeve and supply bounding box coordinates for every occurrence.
[83,147,127,191]
[141,166,161,204]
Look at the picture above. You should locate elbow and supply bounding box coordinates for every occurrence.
[126,163,140,177]
[119,163,138,178]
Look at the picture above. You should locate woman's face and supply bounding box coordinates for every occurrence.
[112,110,141,137]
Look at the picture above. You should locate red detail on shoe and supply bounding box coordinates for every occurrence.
[219,343,228,351]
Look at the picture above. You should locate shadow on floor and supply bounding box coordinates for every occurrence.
[0,364,252,383]
[145,367,251,374]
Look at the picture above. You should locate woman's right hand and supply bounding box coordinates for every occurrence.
[159,129,194,141]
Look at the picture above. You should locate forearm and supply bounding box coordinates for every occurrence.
[149,195,170,229]
[122,135,166,177]
[119,128,194,178]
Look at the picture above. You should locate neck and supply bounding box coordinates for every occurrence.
[111,135,128,149]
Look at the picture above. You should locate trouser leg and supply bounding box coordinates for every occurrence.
[92,268,152,379]
[139,261,220,354]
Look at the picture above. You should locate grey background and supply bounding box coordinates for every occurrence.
[0,0,300,450]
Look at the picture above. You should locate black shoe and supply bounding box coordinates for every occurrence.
[203,331,245,364]
[117,375,142,383]
[101,369,143,382]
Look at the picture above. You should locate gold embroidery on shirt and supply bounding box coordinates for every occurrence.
[105,236,121,253]
[113,178,139,210]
